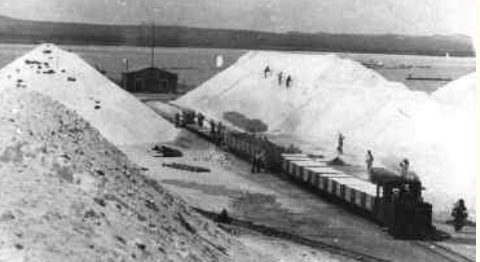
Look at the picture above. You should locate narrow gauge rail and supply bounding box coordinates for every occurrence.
[164,104,434,240]
[195,208,393,262]
[413,241,475,262]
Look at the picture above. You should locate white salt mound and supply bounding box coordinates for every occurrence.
[0,44,178,146]
[0,88,262,262]
[176,51,476,220]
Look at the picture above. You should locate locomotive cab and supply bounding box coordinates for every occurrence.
[374,176,433,239]
[181,110,196,126]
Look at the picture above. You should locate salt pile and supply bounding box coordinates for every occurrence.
[0,87,262,262]
[176,51,476,219]
[0,44,178,146]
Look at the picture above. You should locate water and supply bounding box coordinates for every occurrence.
[0,43,474,92]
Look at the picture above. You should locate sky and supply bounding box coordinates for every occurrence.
[0,0,475,36]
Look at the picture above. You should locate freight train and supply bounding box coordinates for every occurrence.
[177,108,434,239]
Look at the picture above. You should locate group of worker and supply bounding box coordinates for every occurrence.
[336,133,413,180]
[337,132,469,232]
[264,66,293,88]
[209,118,227,145]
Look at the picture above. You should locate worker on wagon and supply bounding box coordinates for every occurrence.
[337,133,345,154]
[174,112,181,128]
[399,158,410,178]
[278,72,283,86]
[210,120,216,136]
[451,199,468,232]
[286,75,292,88]
[264,66,271,78]
[197,113,205,127]
[365,150,374,174]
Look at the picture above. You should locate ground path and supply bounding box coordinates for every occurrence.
[122,99,475,262]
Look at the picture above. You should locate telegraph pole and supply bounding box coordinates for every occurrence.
[151,22,155,68]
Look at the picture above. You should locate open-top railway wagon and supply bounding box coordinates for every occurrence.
[175,107,434,239]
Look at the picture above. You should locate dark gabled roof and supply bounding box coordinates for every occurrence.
[122,66,177,76]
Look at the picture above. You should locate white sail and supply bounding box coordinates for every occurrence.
[215,55,224,68]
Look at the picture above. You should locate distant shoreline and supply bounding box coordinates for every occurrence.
[0,14,474,58]
[0,39,475,58]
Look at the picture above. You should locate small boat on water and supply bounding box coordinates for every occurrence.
[406,74,452,82]
[361,59,384,69]
[215,54,224,68]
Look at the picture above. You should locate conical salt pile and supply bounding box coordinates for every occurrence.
[0,43,178,146]
[0,75,261,262]
[176,51,475,219]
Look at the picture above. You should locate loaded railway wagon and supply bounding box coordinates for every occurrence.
[176,107,434,239]
[278,152,432,239]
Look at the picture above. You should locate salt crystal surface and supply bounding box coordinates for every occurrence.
[176,51,475,219]
[0,44,178,146]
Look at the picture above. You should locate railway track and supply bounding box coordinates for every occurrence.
[194,208,393,262]
[414,241,475,262]
[149,103,473,262]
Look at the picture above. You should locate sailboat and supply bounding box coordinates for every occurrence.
[215,55,224,68]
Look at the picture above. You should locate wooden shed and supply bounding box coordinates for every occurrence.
[121,67,177,93]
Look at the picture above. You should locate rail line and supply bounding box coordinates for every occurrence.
[194,208,392,262]
[413,241,475,262]
[147,102,472,262]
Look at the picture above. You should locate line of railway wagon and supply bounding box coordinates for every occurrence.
[175,106,434,239]
[281,154,378,212]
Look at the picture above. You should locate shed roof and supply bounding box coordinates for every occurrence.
[122,66,177,76]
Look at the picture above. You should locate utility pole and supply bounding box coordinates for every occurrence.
[151,22,155,68]
[122,58,129,89]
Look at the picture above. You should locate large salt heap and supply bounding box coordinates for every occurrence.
[0,85,263,261]
[0,44,178,146]
[176,51,475,219]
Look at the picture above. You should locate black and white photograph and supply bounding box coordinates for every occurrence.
[0,0,475,261]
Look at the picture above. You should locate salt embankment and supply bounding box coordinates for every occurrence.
[0,84,264,261]
[0,44,178,146]
[175,51,476,220]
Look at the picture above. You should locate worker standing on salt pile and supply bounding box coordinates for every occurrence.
[365,150,374,174]
[278,72,283,86]
[264,66,271,78]
[337,133,345,154]
[451,199,468,232]
[286,75,292,88]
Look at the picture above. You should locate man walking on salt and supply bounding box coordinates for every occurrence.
[278,72,283,86]
[337,133,345,154]
[264,66,271,78]
[286,75,292,88]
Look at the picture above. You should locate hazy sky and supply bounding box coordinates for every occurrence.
[0,0,475,36]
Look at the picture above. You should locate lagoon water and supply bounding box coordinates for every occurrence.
[0,43,475,92]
